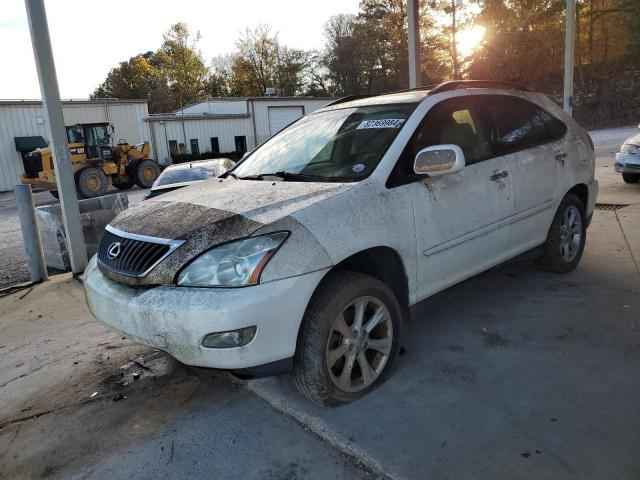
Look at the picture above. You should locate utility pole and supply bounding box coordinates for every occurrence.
[563,0,576,115]
[408,0,421,88]
[24,0,88,273]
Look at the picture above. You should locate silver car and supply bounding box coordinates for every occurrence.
[146,158,236,199]
[615,126,640,183]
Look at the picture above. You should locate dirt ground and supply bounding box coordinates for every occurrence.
[0,276,372,479]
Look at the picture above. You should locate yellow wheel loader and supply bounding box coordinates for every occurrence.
[20,122,160,199]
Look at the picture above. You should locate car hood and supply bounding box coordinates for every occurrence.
[624,132,640,147]
[102,178,353,285]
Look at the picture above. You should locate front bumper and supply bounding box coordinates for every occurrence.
[84,257,328,369]
[614,153,640,174]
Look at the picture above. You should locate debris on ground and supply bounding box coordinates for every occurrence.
[112,393,126,401]
[90,392,98,398]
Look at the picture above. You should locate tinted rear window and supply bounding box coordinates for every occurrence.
[485,96,566,153]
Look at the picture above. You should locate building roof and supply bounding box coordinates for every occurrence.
[145,113,250,122]
[0,98,148,106]
[174,96,335,114]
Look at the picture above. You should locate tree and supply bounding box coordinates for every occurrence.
[154,22,210,110]
[321,1,411,95]
[92,52,169,112]
[227,25,309,96]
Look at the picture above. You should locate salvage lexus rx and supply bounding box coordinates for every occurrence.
[85,81,598,406]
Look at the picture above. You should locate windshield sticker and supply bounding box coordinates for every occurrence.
[356,119,405,130]
[352,163,365,173]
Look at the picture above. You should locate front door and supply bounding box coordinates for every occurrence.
[402,96,514,300]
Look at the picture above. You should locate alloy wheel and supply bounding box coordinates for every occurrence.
[325,296,393,393]
[559,205,582,262]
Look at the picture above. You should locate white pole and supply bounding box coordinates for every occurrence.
[14,184,48,282]
[24,0,88,273]
[563,0,576,115]
[408,0,421,88]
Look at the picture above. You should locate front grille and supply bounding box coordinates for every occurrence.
[97,227,180,277]
[626,163,640,171]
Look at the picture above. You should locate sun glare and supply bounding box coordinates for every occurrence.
[457,25,486,58]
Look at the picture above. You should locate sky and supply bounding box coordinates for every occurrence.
[0,0,359,99]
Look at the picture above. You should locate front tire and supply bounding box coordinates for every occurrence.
[134,159,160,188]
[294,271,402,406]
[622,172,640,184]
[75,167,108,199]
[536,193,586,273]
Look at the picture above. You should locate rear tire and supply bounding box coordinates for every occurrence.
[293,271,402,406]
[75,167,108,199]
[536,193,586,273]
[622,172,640,184]
[134,159,160,188]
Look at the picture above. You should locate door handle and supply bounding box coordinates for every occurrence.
[489,170,509,181]
[555,152,568,164]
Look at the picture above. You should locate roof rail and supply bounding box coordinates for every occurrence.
[324,94,372,107]
[428,80,531,95]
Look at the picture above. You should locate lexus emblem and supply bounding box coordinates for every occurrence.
[107,242,122,260]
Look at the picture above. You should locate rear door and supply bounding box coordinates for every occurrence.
[482,95,565,254]
[403,96,515,300]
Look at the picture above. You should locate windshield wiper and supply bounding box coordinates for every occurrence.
[238,171,359,182]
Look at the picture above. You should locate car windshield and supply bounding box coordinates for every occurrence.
[232,104,415,181]
[155,160,232,187]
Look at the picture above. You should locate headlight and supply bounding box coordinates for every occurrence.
[621,144,639,155]
[176,232,288,287]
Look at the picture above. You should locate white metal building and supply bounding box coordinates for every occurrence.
[0,99,150,192]
[0,96,334,192]
[147,97,333,164]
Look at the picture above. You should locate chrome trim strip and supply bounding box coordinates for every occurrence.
[99,225,186,278]
[423,199,554,257]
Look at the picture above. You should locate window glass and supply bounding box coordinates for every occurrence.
[485,97,540,153]
[85,125,110,146]
[536,108,567,139]
[408,99,491,166]
[67,126,84,144]
[233,104,415,181]
[155,160,230,186]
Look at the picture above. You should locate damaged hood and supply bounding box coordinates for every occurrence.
[102,178,353,285]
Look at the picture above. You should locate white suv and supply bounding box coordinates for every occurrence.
[85,81,598,405]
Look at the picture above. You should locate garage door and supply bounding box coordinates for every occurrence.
[268,106,304,136]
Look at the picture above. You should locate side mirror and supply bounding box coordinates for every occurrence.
[414,144,465,177]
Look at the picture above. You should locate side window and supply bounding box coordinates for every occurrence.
[485,96,541,154]
[536,107,567,140]
[408,98,492,166]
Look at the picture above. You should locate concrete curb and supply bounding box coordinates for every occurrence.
[245,379,408,480]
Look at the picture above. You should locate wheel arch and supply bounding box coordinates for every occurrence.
[316,246,411,322]
[566,183,588,209]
